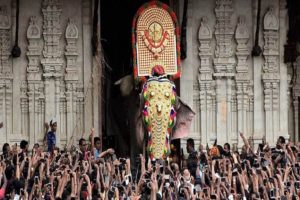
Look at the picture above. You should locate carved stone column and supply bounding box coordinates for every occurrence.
[231,82,237,141]
[226,78,232,143]
[76,84,85,138]
[198,16,213,145]
[20,82,29,137]
[41,0,63,145]
[26,16,44,143]
[5,81,12,141]
[262,6,280,145]
[235,16,251,147]
[65,18,80,143]
[213,0,236,145]
[0,4,12,144]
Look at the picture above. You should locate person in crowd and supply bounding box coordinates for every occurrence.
[223,142,231,156]
[2,143,10,158]
[78,138,95,161]
[93,137,114,160]
[186,138,198,178]
[19,140,28,155]
[89,128,114,160]
[277,136,286,148]
[1,126,300,200]
[44,118,57,153]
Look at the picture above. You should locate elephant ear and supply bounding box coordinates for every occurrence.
[135,93,145,149]
[172,98,195,140]
[114,75,134,96]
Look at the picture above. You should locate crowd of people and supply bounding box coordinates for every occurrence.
[0,120,299,199]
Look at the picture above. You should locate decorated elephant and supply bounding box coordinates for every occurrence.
[116,1,195,160]
[116,72,195,160]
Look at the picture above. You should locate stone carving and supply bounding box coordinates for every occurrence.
[0,5,10,29]
[66,18,78,39]
[41,0,64,145]
[41,0,63,71]
[65,18,79,81]
[20,82,29,136]
[264,6,279,31]
[0,30,11,75]
[214,0,235,74]
[0,3,12,142]
[0,4,11,76]
[211,0,236,145]
[234,15,252,143]
[235,16,249,74]
[64,17,83,142]
[235,16,249,40]
[262,6,280,144]
[25,15,44,143]
[198,17,212,74]
[27,16,42,76]
[198,17,212,40]
[198,16,214,144]
[27,16,40,39]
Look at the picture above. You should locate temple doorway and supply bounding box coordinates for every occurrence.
[100,0,179,158]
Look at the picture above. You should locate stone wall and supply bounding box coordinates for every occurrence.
[0,0,293,152]
[180,0,290,150]
[0,0,100,148]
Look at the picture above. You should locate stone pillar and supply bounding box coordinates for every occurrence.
[20,82,29,136]
[235,16,251,147]
[226,78,232,142]
[26,16,43,144]
[213,0,235,145]
[65,18,80,143]
[262,6,280,145]
[41,0,63,145]
[198,16,213,145]
[0,3,13,144]
[279,0,289,139]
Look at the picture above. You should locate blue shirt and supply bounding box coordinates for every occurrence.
[47,131,56,152]
[94,148,101,159]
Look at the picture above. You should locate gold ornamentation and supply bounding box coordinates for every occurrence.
[144,78,175,159]
[136,6,178,77]
[149,22,163,43]
[140,24,170,58]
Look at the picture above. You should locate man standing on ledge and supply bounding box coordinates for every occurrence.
[44,118,57,153]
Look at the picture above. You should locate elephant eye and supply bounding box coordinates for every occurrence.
[150,91,155,97]
[165,92,170,98]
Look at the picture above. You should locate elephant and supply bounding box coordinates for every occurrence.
[115,74,195,161]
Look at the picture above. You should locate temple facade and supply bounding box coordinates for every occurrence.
[0,0,100,148]
[180,0,293,149]
[0,0,299,151]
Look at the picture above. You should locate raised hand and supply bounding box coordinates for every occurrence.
[44,122,49,130]
[90,128,95,135]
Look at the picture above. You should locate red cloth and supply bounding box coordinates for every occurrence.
[0,188,5,199]
[82,191,88,199]
[151,65,165,76]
